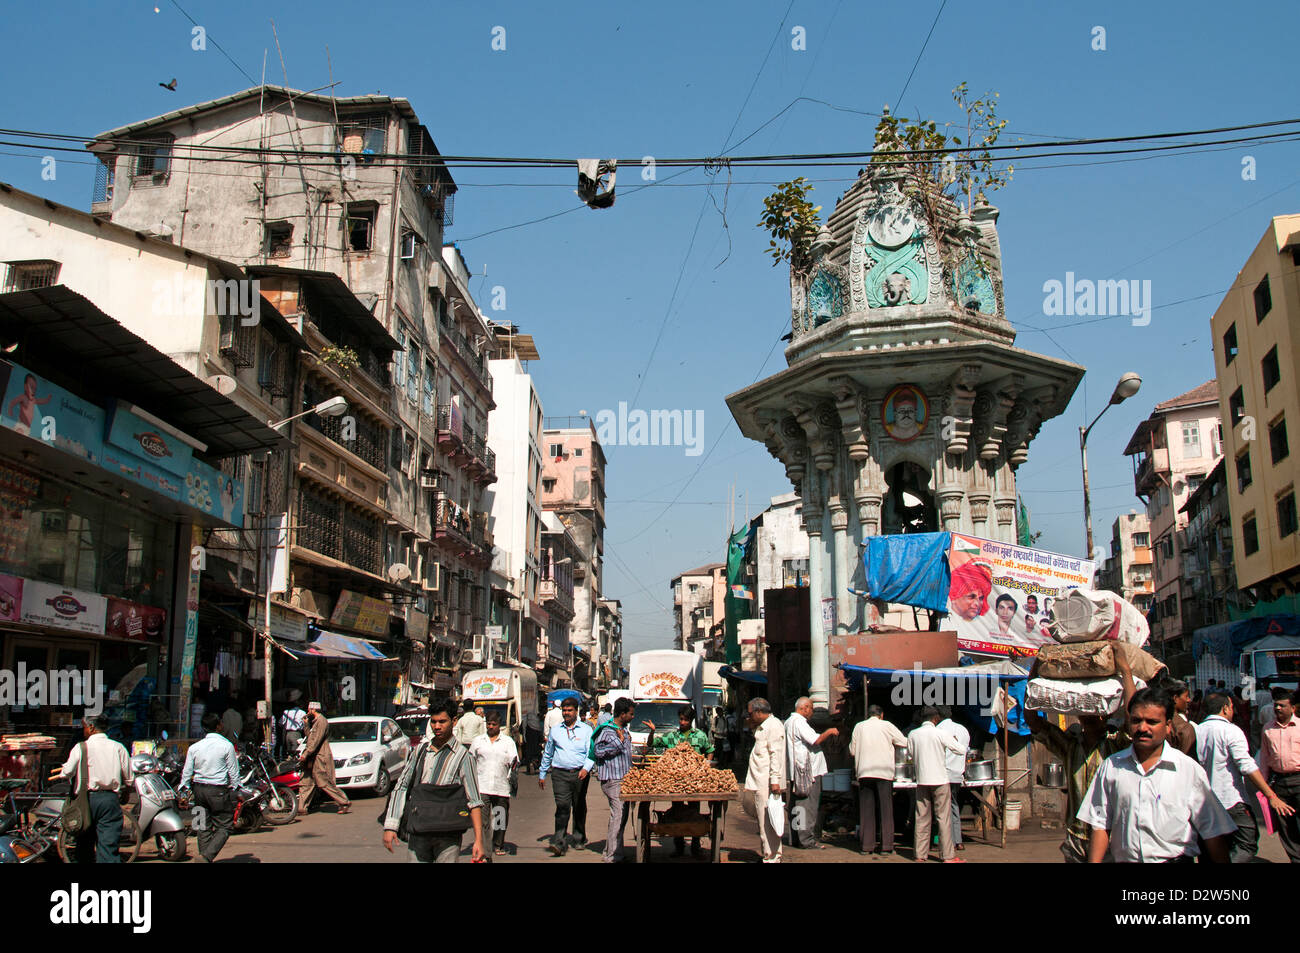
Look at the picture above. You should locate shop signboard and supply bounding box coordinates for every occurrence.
[0,361,243,526]
[249,602,309,643]
[463,670,511,701]
[945,533,1096,659]
[178,524,204,734]
[21,579,108,635]
[106,597,167,642]
[330,589,391,637]
[0,573,22,623]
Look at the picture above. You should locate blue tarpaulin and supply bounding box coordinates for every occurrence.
[718,665,768,685]
[862,532,952,613]
[838,661,1031,737]
[1193,615,1300,666]
[285,630,393,662]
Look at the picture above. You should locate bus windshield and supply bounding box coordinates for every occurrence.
[632,702,683,732]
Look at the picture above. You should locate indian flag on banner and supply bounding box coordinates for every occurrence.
[730,584,753,600]
[953,538,982,559]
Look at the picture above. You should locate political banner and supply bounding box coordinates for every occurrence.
[946,533,1096,659]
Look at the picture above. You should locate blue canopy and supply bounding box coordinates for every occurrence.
[545,688,585,706]
[861,532,952,613]
[718,665,767,685]
[286,630,392,662]
[838,662,1030,736]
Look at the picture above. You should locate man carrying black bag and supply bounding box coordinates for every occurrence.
[382,699,485,863]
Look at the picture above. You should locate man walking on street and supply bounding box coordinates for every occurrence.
[298,704,351,815]
[743,697,785,863]
[1079,688,1235,863]
[849,705,907,854]
[785,696,837,850]
[908,706,966,863]
[178,712,239,863]
[593,696,635,862]
[468,710,517,857]
[50,715,131,863]
[454,703,485,747]
[1259,688,1300,862]
[383,700,485,863]
[1197,691,1294,862]
[543,698,565,743]
[936,707,970,852]
[539,697,593,856]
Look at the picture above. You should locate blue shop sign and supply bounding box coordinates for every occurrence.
[0,360,244,526]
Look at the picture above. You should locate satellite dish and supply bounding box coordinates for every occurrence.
[207,375,237,396]
[387,563,412,583]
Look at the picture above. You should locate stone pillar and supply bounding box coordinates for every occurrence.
[804,486,828,708]
[828,478,852,637]
[937,486,965,532]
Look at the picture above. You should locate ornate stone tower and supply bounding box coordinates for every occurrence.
[727,136,1084,706]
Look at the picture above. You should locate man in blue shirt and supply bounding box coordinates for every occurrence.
[180,712,240,863]
[539,697,594,856]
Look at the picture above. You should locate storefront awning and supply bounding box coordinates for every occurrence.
[285,630,395,662]
[718,665,767,685]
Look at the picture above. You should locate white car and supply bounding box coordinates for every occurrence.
[328,717,410,796]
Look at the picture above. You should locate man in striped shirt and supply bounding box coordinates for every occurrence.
[593,697,635,863]
[382,699,485,863]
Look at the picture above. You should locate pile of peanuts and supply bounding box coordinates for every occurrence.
[620,742,738,795]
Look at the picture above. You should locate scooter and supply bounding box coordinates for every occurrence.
[129,753,188,861]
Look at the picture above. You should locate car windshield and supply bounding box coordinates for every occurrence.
[632,702,681,731]
[329,721,378,742]
[396,716,428,740]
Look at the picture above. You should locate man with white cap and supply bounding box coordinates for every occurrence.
[543,698,565,744]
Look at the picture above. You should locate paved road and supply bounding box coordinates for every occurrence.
[137,772,1290,864]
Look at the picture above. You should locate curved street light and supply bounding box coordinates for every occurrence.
[1081,372,1142,564]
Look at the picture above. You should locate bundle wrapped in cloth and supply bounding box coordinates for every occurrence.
[1026,674,1148,717]
[1034,640,1165,683]
[1052,587,1150,647]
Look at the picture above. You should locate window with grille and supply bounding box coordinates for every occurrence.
[337,115,386,165]
[1263,346,1281,393]
[219,312,257,367]
[257,333,291,396]
[3,260,61,292]
[344,203,377,251]
[264,221,293,259]
[298,485,340,560]
[1254,276,1272,323]
[133,136,173,186]
[1271,416,1289,465]
[1278,492,1298,539]
[342,507,382,574]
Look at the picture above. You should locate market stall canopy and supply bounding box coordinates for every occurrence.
[1193,615,1300,667]
[839,659,1030,736]
[717,665,768,685]
[286,630,394,662]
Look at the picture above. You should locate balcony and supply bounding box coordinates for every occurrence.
[433,496,472,547]
[1134,447,1169,496]
[434,408,496,485]
[539,575,575,616]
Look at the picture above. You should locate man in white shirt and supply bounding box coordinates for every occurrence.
[785,696,838,849]
[543,699,565,743]
[936,706,971,853]
[849,705,907,854]
[453,703,485,747]
[49,714,131,863]
[1079,688,1236,863]
[908,706,967,863]
[468,710,519,857]
[744,697,786,863]
[1196,691,1294,862]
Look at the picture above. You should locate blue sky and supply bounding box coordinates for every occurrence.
[3,1,1299,655]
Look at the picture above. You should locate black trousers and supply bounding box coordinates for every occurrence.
[1271,773,1300,863]
[550,768,586,847]
[75,791,125,863]
[484,794,510,851]
[858,778,895,853]
[192,783,235,862]
[1227,801,1259,862]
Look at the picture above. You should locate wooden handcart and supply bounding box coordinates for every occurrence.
[621,791,738,863]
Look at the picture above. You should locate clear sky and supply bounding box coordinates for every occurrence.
[3,1,1298,656]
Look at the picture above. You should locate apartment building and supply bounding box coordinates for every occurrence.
[1123,381,1222,652]
[671,564,725,653]
[86,86,497,697]
[1211,214,1300,602]
[1179,458,1238,630]
[1097,512,1154,615]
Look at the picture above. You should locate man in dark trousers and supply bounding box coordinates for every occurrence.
[50,714,131,863]
[179,711,240,862]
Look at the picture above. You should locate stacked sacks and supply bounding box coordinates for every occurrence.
[1026,589,1163,716]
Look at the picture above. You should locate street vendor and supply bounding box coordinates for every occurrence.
[643,704,714,857]
[1022,648,1137,863]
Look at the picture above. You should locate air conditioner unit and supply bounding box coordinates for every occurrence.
[460,648,482,664]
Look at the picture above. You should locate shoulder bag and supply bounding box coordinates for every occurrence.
[61,742,92,835]
[404,745,472,836]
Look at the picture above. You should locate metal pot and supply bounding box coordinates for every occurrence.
[1042,762,1066,788]
[964,760,996,782]
[894,761,915,782]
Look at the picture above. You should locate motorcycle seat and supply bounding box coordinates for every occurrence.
[0,778,29,792]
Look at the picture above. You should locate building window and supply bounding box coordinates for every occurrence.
[400,229,423,262]
[1229,387,1245,425]
[573,447,583,457]
[393,326,406,389]
[1279,491,1298,538]
[548,443,564,458]
[542,477,556,493]
[264,221,293,259]
[1271,416,1289,465]
[406,343,420,404]
[1132,532,1150,547]
[132,135,173,186]
[1182,421,1200,455]
[3,260,61,292]
[345,204,376,252]
[336,115,386,165]
[1222,322,1238,366]
[422,360,436,416]
[1263,346,1281,393]
[1254,275,1272,323]
[1237,449,1253,493]
[1243,514,1259,556]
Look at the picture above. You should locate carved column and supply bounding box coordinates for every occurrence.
[943,364,982,456]
[937,487,965,532]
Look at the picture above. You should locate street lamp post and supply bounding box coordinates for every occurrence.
[1080,373,1142,564]
[259,395,348,746]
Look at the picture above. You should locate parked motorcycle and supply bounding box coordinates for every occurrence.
[30,787,141,864]
[241,747,299,826]
[128,753,187,861]
[0,779,52,863]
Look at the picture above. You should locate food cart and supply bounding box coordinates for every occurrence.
[623,791,737,863]
[619,742,738,863]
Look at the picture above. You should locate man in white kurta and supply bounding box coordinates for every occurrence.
[909,707,967,862]
[744,698,786,863]
[785,696,838,848]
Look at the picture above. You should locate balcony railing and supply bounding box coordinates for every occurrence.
[1134,447,1169,495]
[434,496,472,544]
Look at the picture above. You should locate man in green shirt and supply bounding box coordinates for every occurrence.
[643,705,714,857]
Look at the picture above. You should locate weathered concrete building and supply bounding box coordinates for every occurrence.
[671,563,725,654]
[1097,512,1154,615]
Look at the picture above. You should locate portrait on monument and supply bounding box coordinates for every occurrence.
[880,383,928,442]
